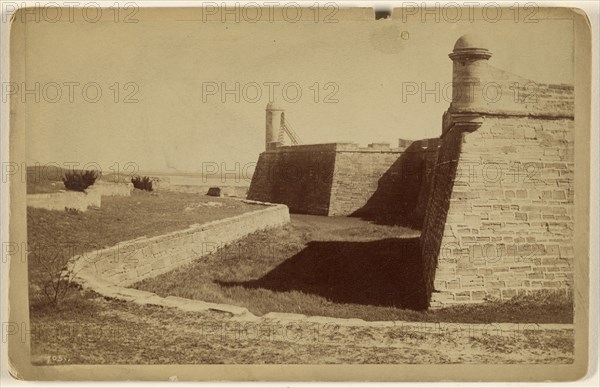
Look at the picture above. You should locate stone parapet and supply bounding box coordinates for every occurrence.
[69,202,290,288]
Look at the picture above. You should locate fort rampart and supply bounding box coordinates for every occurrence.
[248,140,439,227]
[247,34,575,308]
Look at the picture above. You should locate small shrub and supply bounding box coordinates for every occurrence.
[131,176,153,191]
[62,170,98,192]
[34,247,79,308]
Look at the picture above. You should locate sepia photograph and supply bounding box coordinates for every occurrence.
[2,2,595,383]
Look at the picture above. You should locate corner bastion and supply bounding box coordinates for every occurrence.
[423,34,574,306]
[247,34,574,308]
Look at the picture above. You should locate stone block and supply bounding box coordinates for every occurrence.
[516,190,528,198]
[485,280,505,289]
[501,289,517,299]
[454,291,471,302]
[542,257,560,265]
[542,281,561,288]
[524,127,537,139]
[515,212,527,221]
[207,187,222,197]
[434,279,447,290]
[446,279,460,290]
[477,268,494,276]
[487,289,501,299]
[456,268,478,276]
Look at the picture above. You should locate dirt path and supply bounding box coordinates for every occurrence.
[29,211,574,364]
[30,297,574,365]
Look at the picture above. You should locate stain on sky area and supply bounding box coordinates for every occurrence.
[370,26,409,54]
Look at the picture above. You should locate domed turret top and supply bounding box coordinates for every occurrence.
[449,34,492,60]
[453,34,489,51]
[266,101,284,111]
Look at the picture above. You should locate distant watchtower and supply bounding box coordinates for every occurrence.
[265,101,284,150]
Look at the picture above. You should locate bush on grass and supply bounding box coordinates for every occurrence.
[131,176,153,191]
[62,170,98,192]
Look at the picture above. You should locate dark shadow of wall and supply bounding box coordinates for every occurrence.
[420,127,464,302]
[218,237,429,310]
[247,145,337,215]
[351,139,440,229]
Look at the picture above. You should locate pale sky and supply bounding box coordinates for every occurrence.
[16,8,574,173]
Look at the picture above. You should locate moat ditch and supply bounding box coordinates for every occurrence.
[133,214,573,323]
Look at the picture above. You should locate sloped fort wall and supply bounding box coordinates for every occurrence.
[422,35,574,307]
[422,115,574,307]
[247,143,338,215]
[247,34,575,308]
[248,141,439,227]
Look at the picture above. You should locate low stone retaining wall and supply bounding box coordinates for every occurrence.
[69,201,290,289]
[27,182,132,212]
[64,200,574,327]
[27,190,101,212]
[90,181,133,196]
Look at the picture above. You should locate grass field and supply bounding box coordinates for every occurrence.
[29,289,574,365]
[27,190,259,309]
[27,194,574,364]
[134,215,574,324]
[26,166,65,194]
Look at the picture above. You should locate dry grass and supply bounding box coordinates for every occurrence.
[27,197,574,364]
[26,166,65,194]
[134,216,573,324]
[27,190,259,309]
[29,290,573,365]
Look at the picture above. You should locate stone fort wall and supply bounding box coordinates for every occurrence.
[247,141,439,227]
[247,143,338,215]
[422,114,574,306]
[247,34,575,308]
[421,33,575,306]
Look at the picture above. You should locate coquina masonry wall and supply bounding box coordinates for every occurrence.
[248,144,338,215]
[420,126,465,304]
[343,140,439,227]
[329,141,439,219]
[420,35,576,307]
[328,144,405,216]
[70,203,290,288]
[248,142,436,224]
[248,35,575,308]
[424,116,574,306]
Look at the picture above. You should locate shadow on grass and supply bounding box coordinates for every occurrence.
[218,237,429,310]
